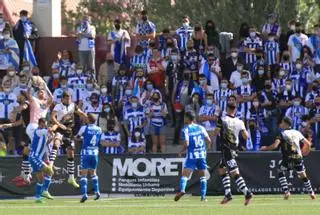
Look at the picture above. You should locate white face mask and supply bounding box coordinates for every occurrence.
[3,34,10,40]
[53,73,59,79]
[0,18,3,23]
[242,78,249,85]
[87,84,93,89]
[290,25,296,31]
[76,70,82,75]
[61,84,67,89]
[23,67,30,72]
[8,71,15,76]
[237,66,243,71]
[134,132,141,137]
[101,88,107,94]
[183,22,189,28]
[3,88,11,93]
[231,52,238,58]
[250,32,256,37]
[258,70,264,75]
[20,16,27,22]
[285,84,291,90]
[279,70,285,76]
[131,102,138,108]
[253,101,259,107]
[221,83,228,89]
[293,101,300,106]
[207,99,213,105]
[296,64,302,70]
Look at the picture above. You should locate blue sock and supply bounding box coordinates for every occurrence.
[180,176,188,193]
[81,177,88,197]
[200,177,207,199]
[43,176,52,192]
[36,183,43,199]
[91,175,100,194]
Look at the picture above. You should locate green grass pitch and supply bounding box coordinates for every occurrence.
[0,195,319,215]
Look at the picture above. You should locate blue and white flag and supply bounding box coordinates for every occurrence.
[22,20,37,67]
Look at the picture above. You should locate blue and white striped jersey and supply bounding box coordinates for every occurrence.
[77,124,102,156]
[130,53,149,70]
[243,36,263,64]
[181,123,209,160]
[29,128,49,160]
[101,131,122,154]
[149,102,167,127]
[176,26,193,51]
[124,106,145,133]
[0,92,17,120]
[214,89,233,114]
[285,105,308,130]
[264,40,279,65]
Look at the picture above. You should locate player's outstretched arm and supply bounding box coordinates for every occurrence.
[301,138,312,156]
[260,139,280,151]
[178,141,188,157]
[205,136,212,151]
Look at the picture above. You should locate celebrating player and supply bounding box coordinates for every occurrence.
[174,111,212,202]
[214,95,253,206]
[75,113,102,203]
[50,91,87,188]
[28,118,54,203]
[261,117,316,200]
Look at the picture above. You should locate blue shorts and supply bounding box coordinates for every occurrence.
[29,156,45,173]
[184,158,207,170]
[81,155,98,170]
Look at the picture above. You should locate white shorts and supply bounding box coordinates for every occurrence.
[26,123,39,141]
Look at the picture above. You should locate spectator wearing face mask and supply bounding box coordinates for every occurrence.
[236,71,256,122]
[305,81,319,109]
[52,77,73,104]
[251,49,265,76]
[259,79,279,137]
[13,73,29,95]
[205,20,221,51]
[200,53,221,91]
[272,67,288,94]
[185,92,201,122]
[68,65,89,103]
[285,96,308,130]
[76,15,96,75]
[247,98,268,151]
[13,10,39,68]
[0,13,11,36]
[147,49,166,98]
[264,32,280,74]
[278,79,296,112]
[47,68,61,92]
[184,40,200,81]
[215,78,233,115]
[252,65,267,93]
[310,96,320,149]
[99,84,112,105]
[198,93,220,151]
[98,53,120,88]
[0,28,19,72]
[290,59,308,97]
[221,47,245,80]
[147,92,168,153]
[280,51,294,75]
[243,26,263,70]
[283,20,296,50]
[288,22,308,62]
[160,35,178,58]
[191,74,213,103]
[307,24,320,74]
[131,66,146,99]
[165,49,183,94]
[52,50,76,78]
[229,62,252,89]
[123,96,146,142]
[107,19,130,65]
[176,16,193,55]
[98,104,119,132]
[119,86,133,117]
[128,128,146,154]
[2,67,19,90]
[136,10,156,49]
[262,13,281,40]
[83,92,102,123]
[140,80,161,106]
[300,46,315,83]
[100,119,123,154]
[112,65,129,103]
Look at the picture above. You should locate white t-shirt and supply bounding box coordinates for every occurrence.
[288,33,308,62]
[108,29,131,56]
[219,115,246,146]
[229,70,252,88]
[53,103,76,121]
[77,25,96,51]
[280,129,306,157]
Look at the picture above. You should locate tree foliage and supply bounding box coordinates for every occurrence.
[61,0,320,36]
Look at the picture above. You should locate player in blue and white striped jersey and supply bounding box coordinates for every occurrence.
[174,111,212,202]
[176,16,193,53]
[243,26,263,68]
[264,33,280,66]
[76,114,103,203]
[28,118,54,203]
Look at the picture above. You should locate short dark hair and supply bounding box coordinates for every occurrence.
[228,95,237,101]
[38,118,46,125]
[20,10,28,16]
[162,28,170,34]
[282,117,292,127]
[185,111,196,121]
[141,10,148,15]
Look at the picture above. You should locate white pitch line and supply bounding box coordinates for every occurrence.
[0,202,318,209]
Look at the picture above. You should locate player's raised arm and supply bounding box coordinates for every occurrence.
[260,138,281,151]
[75,105,88,120]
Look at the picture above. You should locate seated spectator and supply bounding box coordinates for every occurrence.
[128,128,146,154]
[0,28,19,71]
[2,66,19,90]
